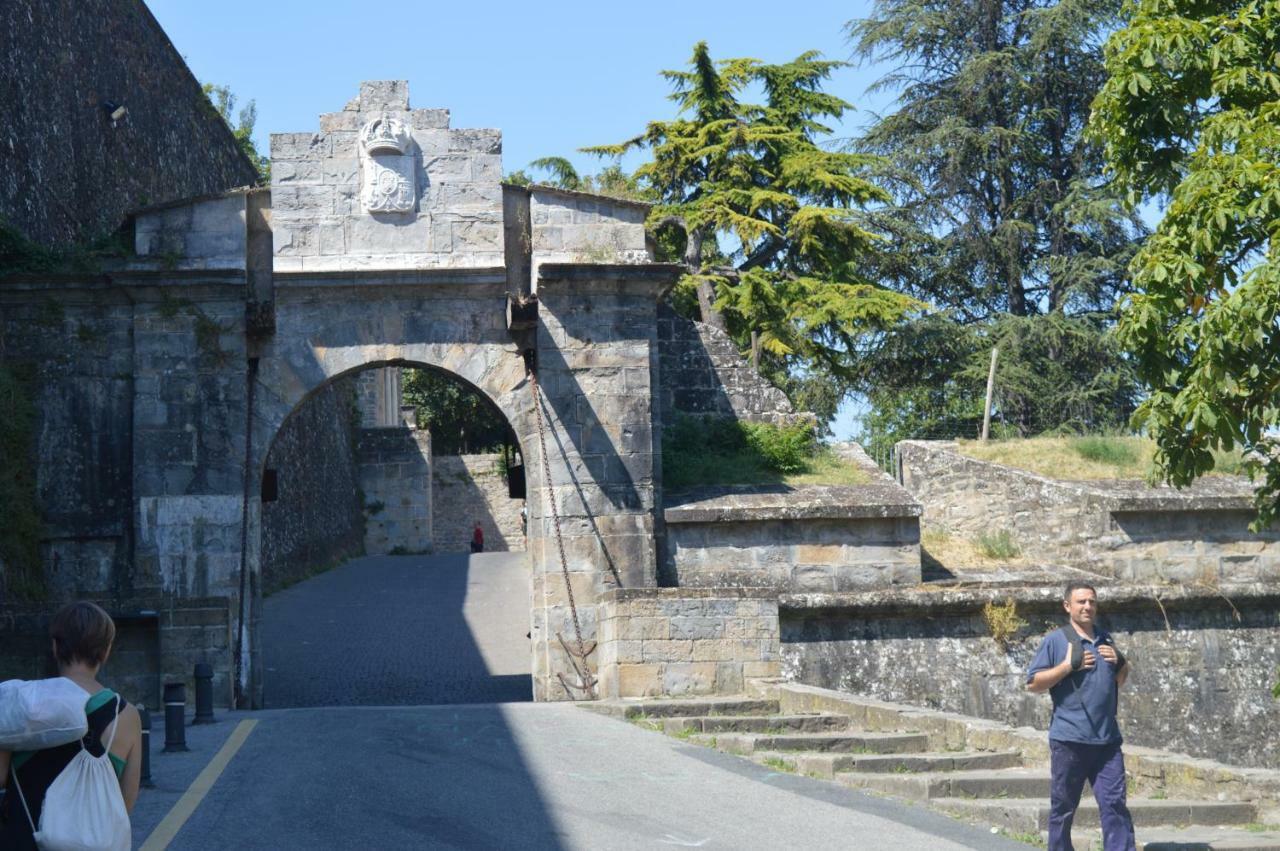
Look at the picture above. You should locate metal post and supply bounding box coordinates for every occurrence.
[138,706,155,787]
[162,682,189,752]
[192,663,215,724]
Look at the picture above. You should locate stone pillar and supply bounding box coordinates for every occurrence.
[527,263,679,700]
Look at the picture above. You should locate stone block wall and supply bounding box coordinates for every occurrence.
[133,192,252,271]
[260,376,364,595]
[0,0,259,247]
[0,596,231,710]
[597,589,780,698]
[897,440,1280,580]
[431,454,525,553]
[779,584,1280,769]
[358,427,432,554]
[656,302,804,428]
[0,289,136,599]
[270,80,504,272]
[528,186,650,275]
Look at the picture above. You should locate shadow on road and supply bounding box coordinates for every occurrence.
[262,552,532,707]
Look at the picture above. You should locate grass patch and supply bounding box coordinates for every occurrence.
[627,715,664,733]
[955,435,1247,480]
[662,415,867,490]
[975,530,1021,560]
[671,726,697,740]
[1004,830,1046,847]
[761,756,795,773]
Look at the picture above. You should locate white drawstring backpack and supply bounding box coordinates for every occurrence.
[0,678,91,750]
[11,695,132,851]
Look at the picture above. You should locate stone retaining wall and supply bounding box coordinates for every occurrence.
[0,596,232,710]
[897,440,1280,581]
[358,427,432,554]
[261,376,364,594]
[597,588,780,698]
[431,453,525,554]
[779,584,1280,769]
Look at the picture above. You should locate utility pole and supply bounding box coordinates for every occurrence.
[981,346,999,441]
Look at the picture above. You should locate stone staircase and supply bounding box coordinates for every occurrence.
[585,687,1280,850]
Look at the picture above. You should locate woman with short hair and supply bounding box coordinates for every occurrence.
[0,601,143,849]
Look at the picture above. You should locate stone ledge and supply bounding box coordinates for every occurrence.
[898,439,1259,511]
[537,263,683,288]
[780,581,1280,616]
[664,484,921,524]
[273,267,508,288]
[601,587,779,604]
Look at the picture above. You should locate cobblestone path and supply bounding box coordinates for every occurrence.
[262,552,533,707]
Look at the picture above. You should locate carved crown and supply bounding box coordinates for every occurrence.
[360,115,412,155]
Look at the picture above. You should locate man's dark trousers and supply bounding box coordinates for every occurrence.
[1048,740,1135,851]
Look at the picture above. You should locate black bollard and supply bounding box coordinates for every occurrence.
[192,663,215,725]
[138,705,155,787]
[162,681,189,753]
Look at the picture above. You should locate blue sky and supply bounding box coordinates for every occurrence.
[145,0,895,439]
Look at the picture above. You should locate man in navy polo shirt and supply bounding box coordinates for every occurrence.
[1027,582,1135,851]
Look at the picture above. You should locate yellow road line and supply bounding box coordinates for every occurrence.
[139,719,259,851]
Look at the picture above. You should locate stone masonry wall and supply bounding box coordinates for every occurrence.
[1,0,259,246]
[432,454,525,554]
[260,376,364,595]
[0,596,232,711]
[0,289,135,599]
[598,589,781,698]
[656,302,802,428]
[528,186,650,279]
[358,427,432,554]
[898,440,1280,581]
[269,80,504,272]
[780,584,1280,769]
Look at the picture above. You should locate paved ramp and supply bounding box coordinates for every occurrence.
[262,552,532,707]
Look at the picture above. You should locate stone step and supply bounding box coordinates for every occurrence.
[584,697,780,720]
[786,749,1024,779]
[1068,825,1280,850]
[837,767,1050,800]
[934,798,1258,833]
[662,714,851,736]
[699,730,930,756]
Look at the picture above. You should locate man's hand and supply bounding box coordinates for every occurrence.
[1096,644,1118,666]
[1078,648,1097,671]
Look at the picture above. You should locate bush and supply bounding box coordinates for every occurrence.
[740,421,816,474]
[662,415,819,489]
[976,530,1021,560]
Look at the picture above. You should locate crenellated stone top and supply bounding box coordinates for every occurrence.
[269,80,504,272]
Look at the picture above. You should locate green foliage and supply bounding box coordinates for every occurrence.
[849,0,1146,318]
[588,42,920,416]
[401,367,513,455]
[976,531,1022,561]
[662,414,836,489]
[0,363,46,600]
[859,311,1140,457]
[848,0,1146,450]
[982,597,1029,648]
[0,220,131,276]
[1073,435,1138,467]
[1090,0,1280,529]
[202,83,270,184]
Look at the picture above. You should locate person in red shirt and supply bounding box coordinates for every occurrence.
[470,521,484,554]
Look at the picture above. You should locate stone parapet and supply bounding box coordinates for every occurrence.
[597,588,781,699]
[662,457,923,592]
[897,439,1280,582]
[779,581,1280,770]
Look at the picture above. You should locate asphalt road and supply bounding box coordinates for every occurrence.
[262,552,534,707]
[152,702,1030,851]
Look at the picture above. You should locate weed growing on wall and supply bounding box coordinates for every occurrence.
[982,598,1027,651]
[976,530,1021,560]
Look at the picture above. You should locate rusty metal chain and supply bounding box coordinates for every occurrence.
[529,367,597,699]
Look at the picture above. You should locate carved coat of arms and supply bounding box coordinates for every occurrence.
[360,116,416,213]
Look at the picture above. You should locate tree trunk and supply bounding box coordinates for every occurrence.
[687,228,727,331]
[750,330,761,370]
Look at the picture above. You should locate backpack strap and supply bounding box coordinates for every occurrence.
[10,761,37,835]
[1059,626,1085,671]
[81,692,125,757]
